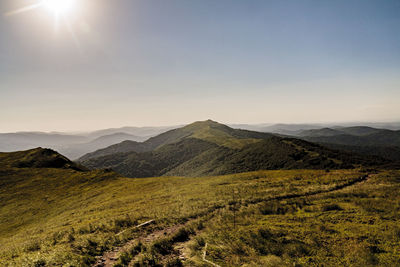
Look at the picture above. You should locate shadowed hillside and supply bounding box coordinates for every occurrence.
[293,127,400,162]
[302,129,400,147]
[79,121,387,177]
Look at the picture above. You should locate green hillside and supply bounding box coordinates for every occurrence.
[165,137,386,176]
[79,121,387,178]
[301,128,400,148]
[297,127,400,161]
[1,149,400,266]
[0,147,83,170]
[78,120,272,161]
[81,138,220,178]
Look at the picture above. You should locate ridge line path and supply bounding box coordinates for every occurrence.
[93,173,372,267]
[93,219,155,267]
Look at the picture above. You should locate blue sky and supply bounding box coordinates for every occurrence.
[0,0,399,131]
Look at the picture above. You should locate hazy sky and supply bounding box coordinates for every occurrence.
[1,0,400,132]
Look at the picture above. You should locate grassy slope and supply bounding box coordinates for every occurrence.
[81,134,386,178]
[81,138,221,177]
[78,120,271,161]
[0,148,82,170]
[186,170,400,266]
[1,160,400,266]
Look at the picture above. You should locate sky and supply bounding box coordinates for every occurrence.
[0,0,400,132]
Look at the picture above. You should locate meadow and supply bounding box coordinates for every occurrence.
[1,165,399,266]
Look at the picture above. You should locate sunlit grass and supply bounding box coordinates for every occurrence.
[184,170,400,266]
[1,167,399,265]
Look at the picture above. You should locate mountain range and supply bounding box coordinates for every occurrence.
[78,120,387,177]
[234,122,400,135]
[0,126,176,160]
[288,127,400,162]
[2,122,400,164]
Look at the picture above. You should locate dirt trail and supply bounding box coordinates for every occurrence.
[128,223,191,266]
[93,220,156,267]
[268,174,370,202]
[93,222,188,267]
[94,173,372,267]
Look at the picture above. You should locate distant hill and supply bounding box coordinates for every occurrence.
[85,126,178,139]
[0,126,175,159]
[297,126,386,138]
[298,128,345,137]
[318,143,400,163]
[0,132,88,152]
[79,120,386,177]
[79,120,273,161]
[0,148,84,170]
[57,132,146,159]
[335,126,383,136]
[300,128,400,147]
[232,123,400,135]
[290,126,400,162]
[251,123,326,135]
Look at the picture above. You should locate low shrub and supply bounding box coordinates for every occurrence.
[165,257,183,267]
[33,259,46,267]
[151,239,173,255]
[322,203,342,212]
[170,228,192,243]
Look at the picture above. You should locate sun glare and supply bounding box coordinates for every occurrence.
[42,0,76,16]
[5,0,84,49]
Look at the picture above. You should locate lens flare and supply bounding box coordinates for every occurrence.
[5,0,85,51]
[42,0,76,16]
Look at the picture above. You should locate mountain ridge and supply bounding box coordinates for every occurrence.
[78,120,273,161]
[79,120,387,177]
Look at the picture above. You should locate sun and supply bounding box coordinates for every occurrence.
[42,0,77,16]
[5,0,83,48]
[5,0,78,18]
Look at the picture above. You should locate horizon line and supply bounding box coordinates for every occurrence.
[1,119,400,134]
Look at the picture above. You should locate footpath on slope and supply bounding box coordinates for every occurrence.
[93,173,372,267]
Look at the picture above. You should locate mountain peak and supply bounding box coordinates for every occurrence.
[188,119,222,125]
[78,120,274,161]
[183,120,230,130]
